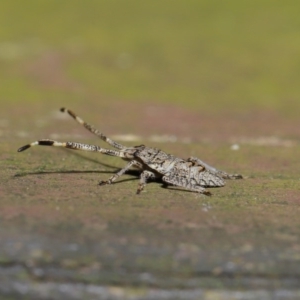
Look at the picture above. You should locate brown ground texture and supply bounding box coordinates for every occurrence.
[0,97,300,299]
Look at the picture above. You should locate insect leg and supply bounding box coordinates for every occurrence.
[18,139,125,157]
[136,170,156,194]
[99,160,142,186]
[162,174,212,196]
[60,108,125,150]
[186,157,243,180]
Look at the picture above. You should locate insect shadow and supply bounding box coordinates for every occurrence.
[14,148,141,184]
[14,169,141,184]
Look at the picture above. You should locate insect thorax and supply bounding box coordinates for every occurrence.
[134,147,179,174]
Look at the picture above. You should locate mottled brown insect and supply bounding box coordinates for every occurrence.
[18,108,243,195]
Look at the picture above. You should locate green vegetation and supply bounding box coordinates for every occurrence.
[0,1,300,115]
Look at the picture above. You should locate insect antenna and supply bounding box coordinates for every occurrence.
[17,139,124,157]
[60,107,125,150]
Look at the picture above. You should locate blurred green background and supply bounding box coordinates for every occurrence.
[0,0,299,116]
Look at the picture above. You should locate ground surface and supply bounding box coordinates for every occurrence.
[0,1,300,299]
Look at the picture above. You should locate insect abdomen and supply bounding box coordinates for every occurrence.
[194,169,224,187]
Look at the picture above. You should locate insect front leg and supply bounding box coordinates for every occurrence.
[136,170,157,195]
[186,157,243,180]
[99,160,142,186]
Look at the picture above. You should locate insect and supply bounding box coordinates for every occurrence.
[18,108,243,196]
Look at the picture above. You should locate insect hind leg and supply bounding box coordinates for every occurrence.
[60,107,125,150]
[186,157,243,180]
